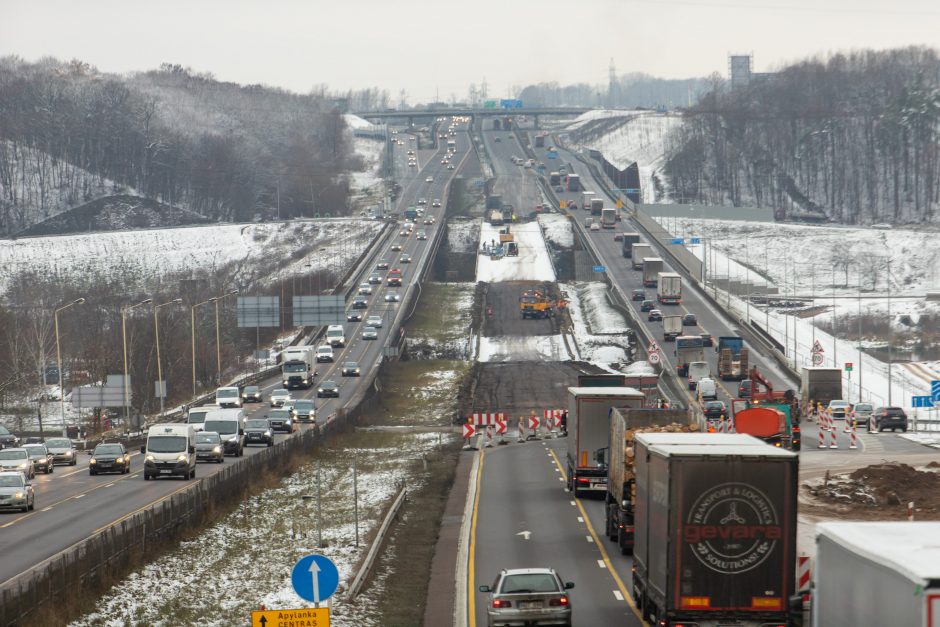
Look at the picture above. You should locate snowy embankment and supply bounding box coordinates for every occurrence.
[658,216,940,410]
[476,221,556,282]
[447,220,480,253]
[562,282,634,367]
[0,219,383,294]
[537,213,574,248]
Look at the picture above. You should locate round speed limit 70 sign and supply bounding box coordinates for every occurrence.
[812,353,824,366]
[648,352,661,365]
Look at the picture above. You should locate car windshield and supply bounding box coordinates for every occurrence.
[46,439,71,448]
[284,363,306,372]
[855,404,873,411]
[318,348,331,354]
[188,411,210,423]
[344,363,358,369]
[272,391,288,397]
[23,445,46,455]
[500,573,559,594]
[246,420,269,429]
[196,433,220,444]
[147,436,187,453]
[217,389,238,399]
[0,475,26,487]
[706,402,724,410]
[294,401,314,410]
[321,381,337,389]
[95,444,123,455]
[203,420,237,436]
[245,386,259,394]
[0,450,27,460]
[268,410,291,419]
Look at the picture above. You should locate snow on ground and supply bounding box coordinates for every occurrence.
[0,219,383,294]
[349,136,385,199]
[476,220,555,282]
[478,335,570,362]
[555,109,647,132]
[561,282,632,366]
[538,213,574,248]
[343,114,376,130]
[447,220,480,253]
[71,432,455,627]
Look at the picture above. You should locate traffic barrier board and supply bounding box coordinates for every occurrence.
[932,380,940,402]
[913,396,934,408]
[593,265,606,273]
[472,412,507,434]
[291,555,339,604]
[528,416,541,431]
[463,424,476,438]
[252,608,330,627]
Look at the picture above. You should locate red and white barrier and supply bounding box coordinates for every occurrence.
[818,422,826,449]
[829,421,838,449]
[797,554,812,592]
[908,501,915,521]
[849,424,858,450]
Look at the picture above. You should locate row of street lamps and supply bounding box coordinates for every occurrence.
[53,290,239,424]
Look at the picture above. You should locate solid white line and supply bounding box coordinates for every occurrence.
[613,590,624,601]
[577,516,584,523]
[73,494,84,499]
[597,560,607,569]
[586,535,594,543]
[41,506,53,512]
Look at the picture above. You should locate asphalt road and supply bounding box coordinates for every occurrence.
[0,119,475,588]
[482,282,559,337]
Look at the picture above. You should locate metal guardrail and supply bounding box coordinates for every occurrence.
[346,486,407,599]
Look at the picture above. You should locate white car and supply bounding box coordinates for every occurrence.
[384,292,400,302]
[358,282,373,295]
[270,389,292,407]
[432,199,441,207]
[362,326,379,340]
[366,315,383,328]
[417,198,427,205]
[425,176,433,183]
[316,345,335,363]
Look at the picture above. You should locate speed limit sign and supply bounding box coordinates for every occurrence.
[812,352,824,366]
[648,352,661,365]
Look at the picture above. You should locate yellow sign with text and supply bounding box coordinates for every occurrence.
[251,608,330,627]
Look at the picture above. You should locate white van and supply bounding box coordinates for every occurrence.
[326,324,346,348]
[142,424,197,480]
[203,410,245,456]
[186,405,216,432]
[697,377,718,401]
[316,345,334,363]
[687,362,710,390]
[215,386,242,408]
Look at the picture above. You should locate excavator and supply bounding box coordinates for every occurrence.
[733,366,801,450]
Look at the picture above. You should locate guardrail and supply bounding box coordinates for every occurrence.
[346,485,407,599]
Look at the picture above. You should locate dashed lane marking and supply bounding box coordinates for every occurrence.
[586,535,594,543]
[577,516,584,523]
[598,560,607,569]
[614,590,624,601]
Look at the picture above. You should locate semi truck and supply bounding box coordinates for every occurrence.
[579,190,596,210]
[590,197,605,216]
[813,522,940,627]
[567,387,646,497]
[549,172,561,186]
[632,438,798,627]
[489,209,504,226]
[604,408,692,555]
[567,173,582,192]
[731,404,793,449]
[800,366,842,407]
[600,207,618,228]
[675,335,706,377]
[657,272,682,304]
[404,206,418,221]
[631,244,652,269]
[620,232,641,258]
[642,258,664,287]
[662,315,682,342]
[281,346,315,389]
[717,336,749,380]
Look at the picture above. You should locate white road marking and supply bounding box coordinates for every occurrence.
[577,516,584,523]
[613,590,624,601]
[73,494,84,499]
[586,535,594,543]
[570,500,576,506]
[597,560,607,569]
[558,477,564,482]
[42,506,53,512]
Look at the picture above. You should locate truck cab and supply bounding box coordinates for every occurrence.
[142,424,197,480]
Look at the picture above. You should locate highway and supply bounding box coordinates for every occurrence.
[0,118,474,588]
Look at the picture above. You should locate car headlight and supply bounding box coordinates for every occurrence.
[64,451,73,457]
[177,454,188,462]
[212,446,222,453]
[282,380,288,385]
[145,455,155,462]
[116,457,126,464]
[265,430,272,437]
[89,458,97,465]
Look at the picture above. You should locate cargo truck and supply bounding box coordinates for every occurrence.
[579,190,595,210]
[604,408,692,555]
[631,244,652,269]
[675,335,706,378]
[567,173,582,192]
[813,521,940,627]
[567,387,646,497]
[632,439,798,627]
[799,366,842,407]
[600,207,618,228]
[620,232,641,258]
[281,346,315,389]
[662,315,682,342]
[642,258,664,287]
[534,133,546,148]
[590,197,604,216]
[657,272,682,304]
[716,336,749,380]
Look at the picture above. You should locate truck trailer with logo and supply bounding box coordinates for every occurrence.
[632,438,798,627]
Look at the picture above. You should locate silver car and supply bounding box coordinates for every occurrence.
[0,448,34,479]
[362,326,378,340]
[44,438,78,466]
[195,431,225,463]
[22,444,53,474]
[0,471,34,513]
[479,568,574,627]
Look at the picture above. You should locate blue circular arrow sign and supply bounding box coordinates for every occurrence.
[291,554,339,603]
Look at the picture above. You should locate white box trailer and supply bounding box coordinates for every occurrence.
[631,244,651,270]
[566,387,645,497]
[814,522,940,627]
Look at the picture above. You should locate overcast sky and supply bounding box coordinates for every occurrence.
[2,0,939,103]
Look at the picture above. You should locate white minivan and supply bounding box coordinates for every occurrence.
[142,424,197,480]
[687,362,710,390]
[203,410,245,456]
[697,377,718,401]
[215,386,242,408]
[326,324,346,348]
[186,405,216,432]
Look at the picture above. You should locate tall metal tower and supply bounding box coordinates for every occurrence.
[608,58,618,108]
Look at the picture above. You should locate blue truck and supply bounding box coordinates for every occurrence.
[716,336,749,381]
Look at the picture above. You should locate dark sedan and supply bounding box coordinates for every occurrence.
[89,443,131,475]
[640,300,655,312]
[244,418,274,447]
[631,289,646,302]
[352,297,369,310]
[317,380,340,398]
[703,401,727,420]
[347,311,363,322]
[0,425,20,450]
[22,444,54,474]
[241,385,263,403]
[342,362,361,377]
[682,313,698,326]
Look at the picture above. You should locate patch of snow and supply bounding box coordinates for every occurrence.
[343,114,376,130]
[447,221,480,254]
[349,136,385,200]
[538,214,574,248]
[557,109,648,132]
[476,220,555,282]
[478,335,569,362]
[560,281,635,368]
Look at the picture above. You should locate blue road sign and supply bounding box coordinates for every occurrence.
[593,265,606,273]
[932,380,940,402]
[625,188,640,194]
[291,554,339,604]
[913,396,934,408]
[547,151,557,159]
[670,238,684,245]
[691,237,701,244]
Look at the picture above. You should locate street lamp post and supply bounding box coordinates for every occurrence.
[191,297,218,397]
[122,298,152,426]
[154,298,182,417]
[55,298,85,428]
[214,290,239,384]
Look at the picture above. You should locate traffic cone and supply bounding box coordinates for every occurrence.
[869,414,877,434]
[849,424,858,450]
[818,422,827,449]
[829,422,838,449]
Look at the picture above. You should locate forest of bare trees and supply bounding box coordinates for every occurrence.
[519,73,709,110]
[663,47,940,225]
[0,57,359,235]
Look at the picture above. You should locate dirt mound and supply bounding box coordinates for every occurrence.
[16,194,210,236]
[806,463,940,517]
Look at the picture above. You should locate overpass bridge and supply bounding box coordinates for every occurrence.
[354,106,599,128]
